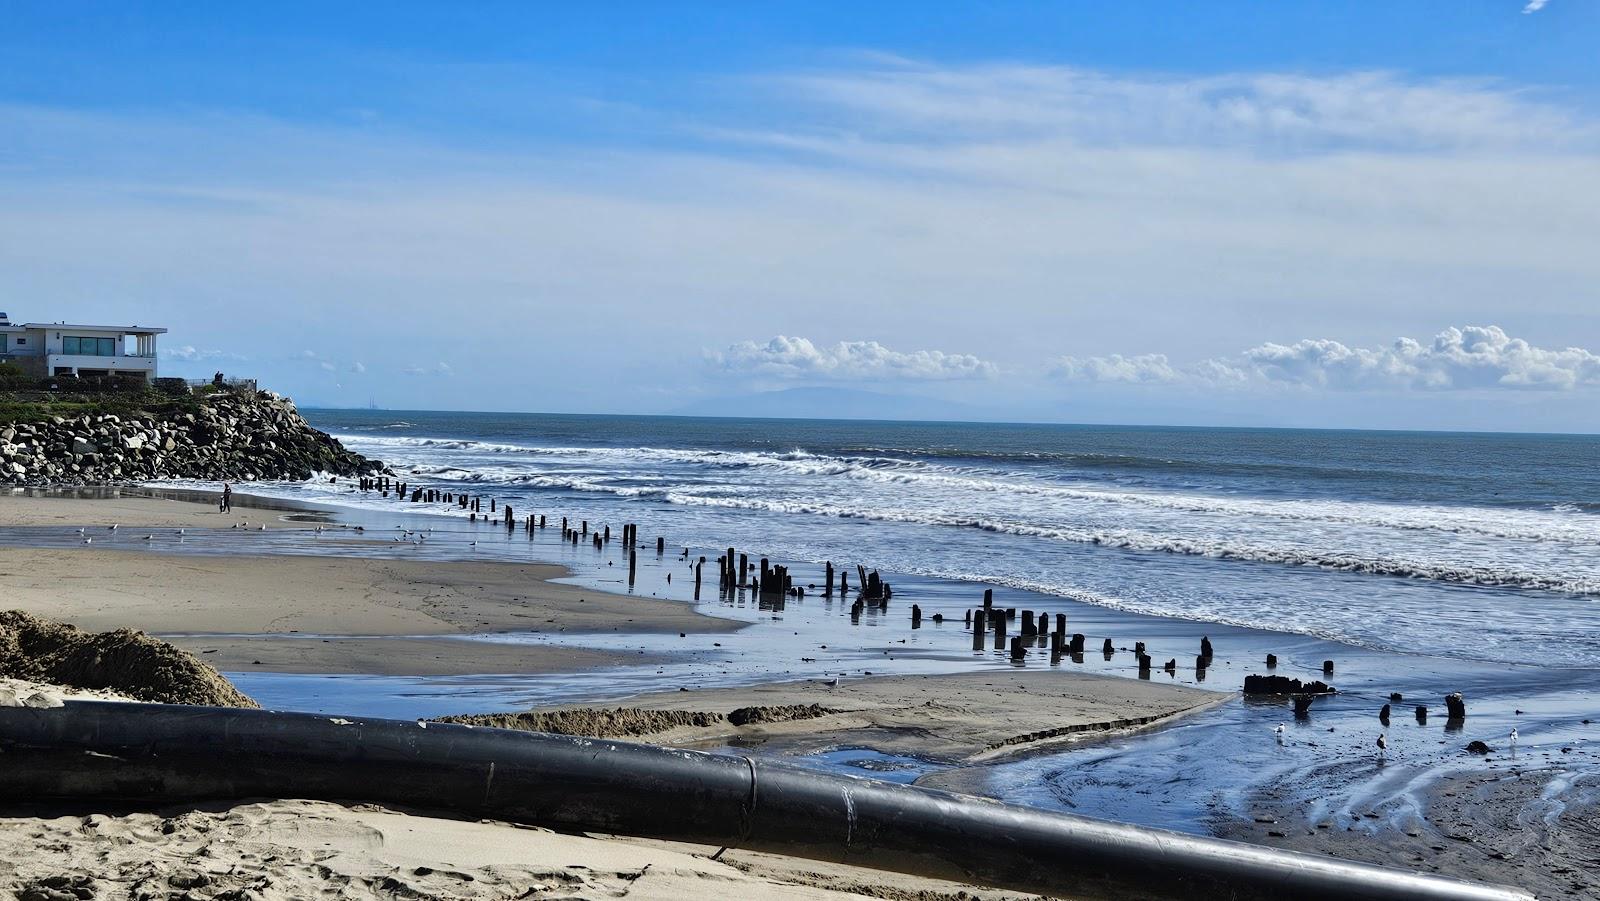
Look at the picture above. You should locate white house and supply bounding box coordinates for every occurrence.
[0,313,166,384]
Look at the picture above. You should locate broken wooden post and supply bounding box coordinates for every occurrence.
[824,561,834,595]
[911,604,922,628]
[1200,636,1213,660]
[629,548,637,586]
[1010,636,1026,661]
[1444,692,1466,720]
[1266,653,1277,668]
[1102,638,1114,656]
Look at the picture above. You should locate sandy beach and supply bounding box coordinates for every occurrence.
[1,491,738,675]
[0,794,1033,901]
[0,492,1237,899]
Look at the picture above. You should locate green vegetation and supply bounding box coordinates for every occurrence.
[0,376,220,425]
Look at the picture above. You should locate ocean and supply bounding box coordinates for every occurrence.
[286,411,1600,669]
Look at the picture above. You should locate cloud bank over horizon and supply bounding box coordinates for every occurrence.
[1054,326,1600,392]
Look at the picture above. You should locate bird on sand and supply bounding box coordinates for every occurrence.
[74,527,86,535]
[108,524,118,531]
[1377,734,1388,759]
[1274,723,1286,742]
[824,677,839,688]
[1510,728,1519,749]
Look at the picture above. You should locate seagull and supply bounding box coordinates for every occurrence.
[142,534,153,541]
[177,528,186,536]
[74,528,86,535]
[82,537,92,545]
[1510,728,1519,749]
[1377,734,1388,760]
[824,677,839,688]
[1274,723,1286,742]
[108,524,118,531]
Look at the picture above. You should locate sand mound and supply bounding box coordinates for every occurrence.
[439,703,839,738]
[438,707,723,738]
[728,703,834,726]
[0,610,256,708]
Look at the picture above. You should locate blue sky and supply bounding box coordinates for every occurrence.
[2,1,1597,430]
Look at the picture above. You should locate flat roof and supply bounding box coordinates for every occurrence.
[12,323,168,334]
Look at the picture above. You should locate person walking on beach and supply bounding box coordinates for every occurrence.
[220,482,233,513]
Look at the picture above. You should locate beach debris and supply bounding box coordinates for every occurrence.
[1389,692,1404,702]
[1465,740,1491,755]
[1242,675,1335,695]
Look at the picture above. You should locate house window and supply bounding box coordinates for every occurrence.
[13,338,24,346]
[63,336,116,356]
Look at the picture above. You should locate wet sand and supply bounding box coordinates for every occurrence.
[0,490,261,528]
[462,669,1226,764]
[1214,764,1599,899]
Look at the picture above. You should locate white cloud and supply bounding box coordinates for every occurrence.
[711,335,997,381]
[1052,353,1178,384]
[1524,0,1549,13]
[160,345,243,362]
[349,361,367,374]
[404,361,453,377]
[1060,326,1600,392]
[762,60,1595,155]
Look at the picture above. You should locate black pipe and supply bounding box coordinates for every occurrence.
[0,702,1530,901]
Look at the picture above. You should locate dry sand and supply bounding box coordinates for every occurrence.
[0,797,1035,901]
[447,669,1226,764]
[3,490,737,674]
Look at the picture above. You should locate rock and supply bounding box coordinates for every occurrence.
[1243,674,1336,695]
[1,389,382,486]
[1466,740,1491,754]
